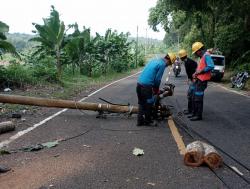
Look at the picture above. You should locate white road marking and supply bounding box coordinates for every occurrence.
[231,166,244,176]
[212,83,249,98]
[0,71,142,148]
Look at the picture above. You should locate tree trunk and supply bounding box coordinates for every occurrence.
[56,48,62,79]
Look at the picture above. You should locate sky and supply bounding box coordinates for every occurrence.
[0,0,165,40]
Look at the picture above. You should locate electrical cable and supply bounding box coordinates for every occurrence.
[60,127,93,142]
[99,97,129,106]
[174,117,250,185]
[99,124,159,132]
[174,98,250,186]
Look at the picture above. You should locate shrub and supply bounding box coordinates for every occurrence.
[2,63,34,89]
[31,57,58,82]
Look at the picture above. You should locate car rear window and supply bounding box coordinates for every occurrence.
[211,56,224,66]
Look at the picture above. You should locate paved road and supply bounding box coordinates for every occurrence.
[0,66,250,189]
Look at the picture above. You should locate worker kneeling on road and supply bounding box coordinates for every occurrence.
[136,53,176,126]
[190,42,214,121]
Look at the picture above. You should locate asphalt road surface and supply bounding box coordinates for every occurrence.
[0,65,250,189]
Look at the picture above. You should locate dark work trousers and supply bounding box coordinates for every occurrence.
[187,81,195,114]
[136,83,154,124]
[193,79,208,118]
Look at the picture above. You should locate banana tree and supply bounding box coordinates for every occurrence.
[64,25,97,76]
[30,5,65,79]
[0,21,19,58]
[95,29,123,74]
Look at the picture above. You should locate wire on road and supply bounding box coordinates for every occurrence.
[174,98,250,187]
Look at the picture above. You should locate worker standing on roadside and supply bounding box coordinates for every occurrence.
[136,53,176,126]
[190,42,214,121]
[178,49,197,116]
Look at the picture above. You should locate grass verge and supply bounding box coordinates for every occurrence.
[0,68,142,116]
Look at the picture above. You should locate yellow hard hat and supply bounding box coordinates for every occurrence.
[192,42,204,54]
[167,52,176,65]
[178,49,187,58]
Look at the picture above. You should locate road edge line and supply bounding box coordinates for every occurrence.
[211,83,249,98]
[0,71,142,148]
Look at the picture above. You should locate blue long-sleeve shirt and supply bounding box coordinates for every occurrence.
[204,54,214,72]
[138,58,167,88]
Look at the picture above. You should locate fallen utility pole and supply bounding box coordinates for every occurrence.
[0,84,175,118]
[0,94,138,114]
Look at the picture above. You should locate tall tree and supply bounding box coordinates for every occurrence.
[65,24,96,76]
[30,5,65,79]
[148,0,250,65]
[0,21,19,58]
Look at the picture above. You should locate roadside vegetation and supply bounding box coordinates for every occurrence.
[0,6,165,92]
[1,1,249,104]
[0,6,166,115]
[148,0,250,90]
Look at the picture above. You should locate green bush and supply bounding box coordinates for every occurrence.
[2,63,34,88]
[91,62,104,77]
[0,66,7,89]
[31,58,58,82]
[138,53,145,67]
[110,59,129,73]
[232,50,250,73]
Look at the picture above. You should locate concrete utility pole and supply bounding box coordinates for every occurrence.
[177,33,180,51]
[0,94,138,114]
[135,25,138,68]
[0,84,175,119]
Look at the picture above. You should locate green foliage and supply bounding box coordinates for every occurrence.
[31,57,58,82]
[0,21,20,58]
[0,65,7,88]
[30,5,65,79]
[110,60,128,73]
[0,63,34,89]
[231,50,250,72]
[0,5,150,90]
[149,0,250,68]
[137,53,146,67]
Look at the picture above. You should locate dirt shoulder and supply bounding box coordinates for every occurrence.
[0,69,142,128]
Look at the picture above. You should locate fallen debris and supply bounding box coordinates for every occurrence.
[42,141,59,148]
[0,121,15,134]
[21,144,44,152]
[0,149,11,155]
[0,165,11,173]
[11,113,22,119]
[184,141,223,169]
[83,144,91,148]
[203,142,223,169]
[21,140,59,152]
[147,182,156,186]
[184,141,204,167]
[133,147,144,156]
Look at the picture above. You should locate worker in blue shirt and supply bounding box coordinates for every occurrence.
[136,53,176,126]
